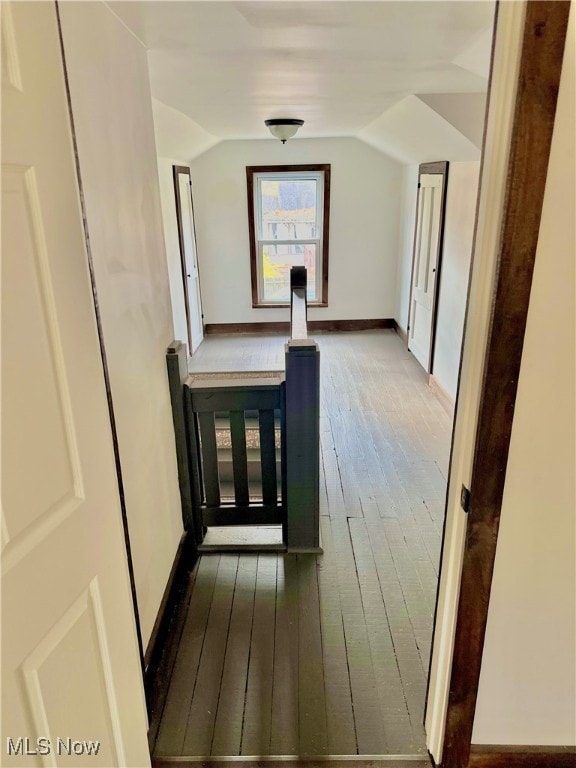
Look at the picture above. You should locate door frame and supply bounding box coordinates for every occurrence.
[57,0,570,763]
[406,161,449,373]
[436,2,571,766]
[173,164,204,354]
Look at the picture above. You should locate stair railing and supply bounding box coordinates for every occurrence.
[186,373,284,527]
[166,267,320,552]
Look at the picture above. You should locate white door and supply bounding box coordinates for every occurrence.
[1,4,150,766]
[408,173,444,371]
[175,167,204,354]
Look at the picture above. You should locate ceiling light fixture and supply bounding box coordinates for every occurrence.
[265,118,304,144]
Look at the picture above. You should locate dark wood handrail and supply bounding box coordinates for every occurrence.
[285,266,321,551]
[290,266,308,340]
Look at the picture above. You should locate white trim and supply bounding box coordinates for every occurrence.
[428,375,455,417]
[424,2,527,762]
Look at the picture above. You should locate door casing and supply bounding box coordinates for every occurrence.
[426,2,572,766]
[173,165,204,355]
[407,161,449,373]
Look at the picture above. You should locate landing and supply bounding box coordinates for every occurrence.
[153,330,451,759]
[189,332,288,374]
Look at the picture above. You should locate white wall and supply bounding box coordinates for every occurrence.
[433,162,480,400]
[359,94,482,165]
[152,98,219,161]
[189,137,404,325]
[60,2,184,647]
[473,8,575,744]
[417,93,487,149]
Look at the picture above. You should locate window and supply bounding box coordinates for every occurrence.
[247,164,330,306]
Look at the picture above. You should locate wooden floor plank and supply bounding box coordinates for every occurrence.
[148,563,200,753]
[321,444,347,518]
[392,514,439,614]
[155,555,221,756]
[211,556,258,756]
[328,517,388,754]
[183,555,239,755]
[270,555,300,754]
[317,517,357,754]
[349,518,423,753]
[380,519,435,642]
[297,554,329,755]
[364,521,428,737]
[240,554,277,755]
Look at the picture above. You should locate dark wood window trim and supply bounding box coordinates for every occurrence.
[441,3,571,767]
[246,164,331,308]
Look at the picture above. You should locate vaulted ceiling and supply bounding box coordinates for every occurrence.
[109,1,495,148]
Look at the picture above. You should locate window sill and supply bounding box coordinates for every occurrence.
[252,302,328,309]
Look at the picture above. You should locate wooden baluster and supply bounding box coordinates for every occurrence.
[230,410,249,507]
[259,409,278,507]
[197,411,221,507]
[280,386,288,545]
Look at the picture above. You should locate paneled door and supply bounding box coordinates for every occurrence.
[408,170,446,372]
[1,3,150,766]
[174,166,204,354]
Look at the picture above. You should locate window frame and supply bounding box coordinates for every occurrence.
[246,164,331,308]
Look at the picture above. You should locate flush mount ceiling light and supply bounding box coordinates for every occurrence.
[265,118,304,143]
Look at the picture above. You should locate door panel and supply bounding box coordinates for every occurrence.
[408,173,444,371]
[2,165,79,546]
[174,167,203,353]
[1,3,149,765]
[21,581,122,767]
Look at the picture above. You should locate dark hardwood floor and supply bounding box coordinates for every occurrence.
[152,330,451,759]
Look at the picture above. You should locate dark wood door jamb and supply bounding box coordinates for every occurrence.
[441,3,571,767]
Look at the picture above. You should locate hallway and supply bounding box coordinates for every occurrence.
[152,330,452,758]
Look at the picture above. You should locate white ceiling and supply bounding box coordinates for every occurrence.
[108,1,495,141]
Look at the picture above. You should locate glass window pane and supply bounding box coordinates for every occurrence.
[262,243,317,302]
[260,178,318,240]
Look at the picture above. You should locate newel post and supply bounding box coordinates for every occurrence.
[166,340,203,545]
[284,339,321,551]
